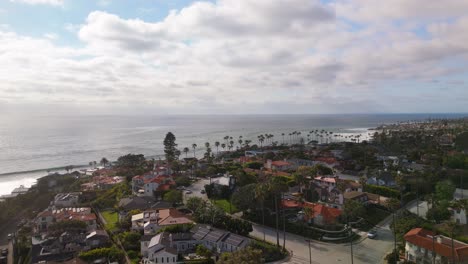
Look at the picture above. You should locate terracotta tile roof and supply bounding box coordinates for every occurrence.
[404,228,468,261]
[303,202,341,223]
[281,199,303,209]
[314,176,336,184]
[271,161,291,167]
[38,207,97,222]
[157,184,172,191]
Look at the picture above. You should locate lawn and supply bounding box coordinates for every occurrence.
[101,210,119,231]
[213,199,238,214]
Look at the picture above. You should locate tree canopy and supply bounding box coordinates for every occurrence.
[164,132,180,164]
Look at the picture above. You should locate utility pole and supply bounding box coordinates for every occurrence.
[416,184,420,217]
[349,225,354,264]
[393,211,397,262]
[452,227,455,264]
[305,239,312,264]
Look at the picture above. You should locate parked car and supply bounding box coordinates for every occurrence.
[0,256,7,264]
[7,234,12,240]
[367,230,377,239]
[185,190,192,194]
[1,248,7,256]
[200,190,206,194]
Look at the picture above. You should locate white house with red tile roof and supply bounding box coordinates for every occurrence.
[133,172,175,196]
[404,228,468,263]
[265,159,293,171]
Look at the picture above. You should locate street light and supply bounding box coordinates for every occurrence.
[347,224,354,264]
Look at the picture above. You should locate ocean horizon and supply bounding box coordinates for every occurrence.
[0,113,466,196]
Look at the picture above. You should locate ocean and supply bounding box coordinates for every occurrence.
[0,113,465,196]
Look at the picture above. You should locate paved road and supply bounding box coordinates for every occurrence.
[251,218,394,264]
[183,178,210,202]
[0,242,13,264]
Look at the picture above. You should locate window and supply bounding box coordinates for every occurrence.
[161,257,164,263]
[173,257,175,262]
[167,257,169,262]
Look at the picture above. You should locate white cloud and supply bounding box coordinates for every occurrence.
[10,0,64,6]
[43,33,58,40]
[1,0,468,114]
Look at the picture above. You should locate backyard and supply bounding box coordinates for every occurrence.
[101,210,119,232]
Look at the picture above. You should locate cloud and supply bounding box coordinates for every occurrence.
[1,0,468,114]
[10,0,64,6]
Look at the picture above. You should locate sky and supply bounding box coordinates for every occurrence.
[0,0,468,115]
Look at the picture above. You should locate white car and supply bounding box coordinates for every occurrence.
[185,190,192,194]
[367,230,377,239]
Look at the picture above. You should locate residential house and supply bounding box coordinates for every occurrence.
[343,191,369,205]
[31,229,109,264]
[404,228,468,263]
[211,174,236,191]
[302,202,342,226]
[142,233,179,264]
[81,176,124,191]
[118,197,172,212]
[265,160,293,171]
[313,157,339,168]
[367,171,396,187]
[191,225,250,253]
[53,193,81,208]
[132,174,175,197]
[281,199,342,225]
[141,225,250,264]
[35,207,97,232]
[85,230,110,249]
[286,159,317,169]
[132,209,193,234]
[452,189,468,225]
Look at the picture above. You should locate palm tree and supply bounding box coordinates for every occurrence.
[255,183,268,241]
[281,133,285,145]
[100,157,109,167]
[224,136,229,147]
[183,147,190,158]
[268,177,289,247]
[214,141,220,155]
[260,136,265,148]
[238,139,243,149]
[303,206,313,224]
[93,161,97,168]
[192,143,197,158]
[221,143,226,152]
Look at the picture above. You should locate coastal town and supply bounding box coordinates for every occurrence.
[1,118,468,264]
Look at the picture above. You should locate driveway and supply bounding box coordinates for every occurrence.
[406,200,428,219]
[251,218,394,264]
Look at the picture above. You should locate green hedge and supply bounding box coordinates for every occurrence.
[79,246,124,262]
[364,184,400,198]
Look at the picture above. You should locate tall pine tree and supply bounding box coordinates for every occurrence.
[163,132,180,166]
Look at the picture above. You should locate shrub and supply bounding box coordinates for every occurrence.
[79,246,124,262]
[364,184,400,198]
